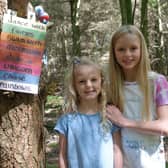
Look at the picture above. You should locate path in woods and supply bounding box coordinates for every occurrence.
[44,97,62,168]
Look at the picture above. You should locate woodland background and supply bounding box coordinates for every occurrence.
[40,0,168,90]
[0,0,168,167]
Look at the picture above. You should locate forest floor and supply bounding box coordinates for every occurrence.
[44,95,168,168]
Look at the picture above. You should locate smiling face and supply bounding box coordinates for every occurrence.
[114,33,141,80]
[74,65,102,103]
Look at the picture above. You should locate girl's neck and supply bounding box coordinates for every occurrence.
[124,70,137,82]
[78,101,100,114]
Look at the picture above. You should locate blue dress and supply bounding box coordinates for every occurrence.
[54,112,120,168]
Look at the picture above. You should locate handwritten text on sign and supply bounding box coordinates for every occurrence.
[0,14,46,94]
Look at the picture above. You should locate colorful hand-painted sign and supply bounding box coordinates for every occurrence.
[0,14,46,94]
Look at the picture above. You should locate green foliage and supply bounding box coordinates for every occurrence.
[148,0,157,8]
[45,95,63,132]
[45,95,64,108]
[30,0,42,7]
[45,119,56,132]
[48,142,58,148]
[46,163,58,168]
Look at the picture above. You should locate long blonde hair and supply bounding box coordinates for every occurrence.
[64,56,107,122]
[108,25,151,120]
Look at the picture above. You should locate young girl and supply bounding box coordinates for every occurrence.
[54,56,122,168]
[106,25,168,168]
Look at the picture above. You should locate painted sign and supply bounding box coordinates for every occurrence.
[0,14,46,94]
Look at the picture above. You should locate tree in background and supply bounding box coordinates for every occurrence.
[119,0,149,45]
[140,0,149,46]
[69,0,81,57]
[119,0,134,24]
[150,0,168,75]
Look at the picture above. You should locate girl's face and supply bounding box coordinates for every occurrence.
[74,65,102,103]
[114,33,141,79]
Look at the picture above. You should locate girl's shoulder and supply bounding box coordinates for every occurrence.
[148,71,168,106]
[148,71,167,83]
[148,71,168,92]
[54,112,77,135]
[148,71,163,79]
[58,112,78,122]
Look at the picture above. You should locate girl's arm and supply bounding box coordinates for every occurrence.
[58,134,67,168]
[113,131,123,168]
[107,105,168,136]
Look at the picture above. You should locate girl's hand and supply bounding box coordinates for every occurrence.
[106,105,126,127]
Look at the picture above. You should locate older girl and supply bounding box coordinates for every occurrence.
[107,25,168,168]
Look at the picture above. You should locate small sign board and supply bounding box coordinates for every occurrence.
[0,14,46,94]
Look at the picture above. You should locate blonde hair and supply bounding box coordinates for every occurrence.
[64,56,107,122]
[108,25,151,120]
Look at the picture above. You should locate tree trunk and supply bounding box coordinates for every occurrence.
[0,0,7,30]
[0,0,46,167]
[7,0,29,17]
[140,0,149,46]
[0,92,45,168]
[119,0,133,25]
[70,0,81,57]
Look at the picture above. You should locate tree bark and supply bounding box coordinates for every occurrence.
[0,92,45,168]
[7,0,29,17]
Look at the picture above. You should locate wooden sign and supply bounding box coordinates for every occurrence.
[0,14,46,94]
